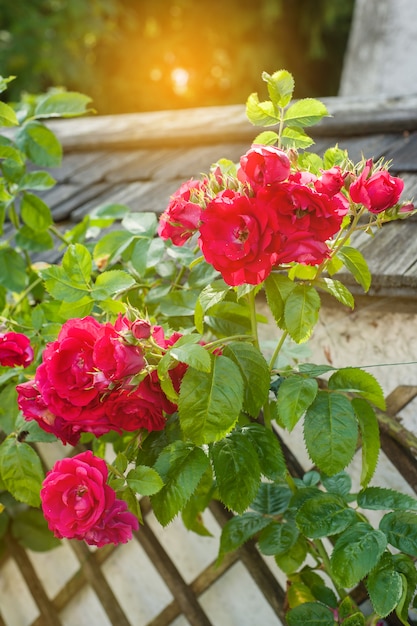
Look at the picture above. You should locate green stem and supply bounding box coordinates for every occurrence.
[49,225,71,246]
[247,290,259,350]
[313,538,347,601]
[269,330,288,371]
[203,334,255,351]
[7,277,43,316]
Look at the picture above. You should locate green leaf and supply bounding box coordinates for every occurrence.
[211,430,261,514]
[18,171,56,191]
[284,98,329,128]
[352,398,380,488]
[15,226,54,252]
[178,355,243,445]
[92,203,131,220]
[341,613,366,626]
[252,130,279,146]
[92,270,136,300]
[330,522,387,587]
[181,467,214,537]
[11,509,60,552]
[338,246,371,292]
[0,248,27,292]
[276,376,318,430]
[358,487,417,511]
[298,363,335,377]
[41,265,90,302]
[218,512,272,562]
[317,278,354,309]
[117,486,143,525]
[392,554,417,625]
[240,424,286,480]
[296,492,357,538]
[304,391,358,475]
[275,536,308,574]
[20,192,53,231]
[194,280,229,333]
[286,602,335,626]
[126,466,164,496]
[0,438,43,507]
[262,69,294,108]
[223,342,270,417]
[366,553,403,617]
[321,471,352,497]
[246,92,280,127]
[151,442,209,526]
[93,230,135,268]
[0,101,19,126]
[380,511,417,556]
[122,211,158,236]
[284,284,321,343]
[264,273,296,328]
[0,384,19,435]
[250,482,292,515]
[34,91,93,118]
[280,126,315,150]
[15,121,62,167]
[169,342,211,373]
[159,290,199,318]
[258,521,299,556]
[64,244,93,284]
[328,367,386,410]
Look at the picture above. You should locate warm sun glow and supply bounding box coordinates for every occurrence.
[170,67,190,96]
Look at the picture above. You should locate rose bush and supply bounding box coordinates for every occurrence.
[1,70,417,625]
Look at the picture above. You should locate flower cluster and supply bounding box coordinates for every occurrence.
[41,451,139,547]
[158,145,407,286]
[16,315,184,446]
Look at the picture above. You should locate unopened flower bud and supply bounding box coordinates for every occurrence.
[131,319,152,340]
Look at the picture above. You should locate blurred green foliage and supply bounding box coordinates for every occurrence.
[0,0,354,114]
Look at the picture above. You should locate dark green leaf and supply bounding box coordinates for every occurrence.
[250,482,292,515]
[286,602,335,626]
[194,280,229,333]
[15,121,62,167]
[317,278,354,309]
[358,487,417,511]
[20,192,53,231]
[321,471,352,497]
[211,431,261,514]
[223,342,270,417]
[218,512,271,562]
[159,290,199,317]
[11,509,60,552]
[284,284,321,343]
[275,536,308,574]
[0,438,43,507]
[380,511,417,556]
[0,248,27,292]
[240,424,286,480]
[258,521,299,556]
[366,553,403,617]
[179,355,243,445]
[264,273,296,328]
[330,522,387,587]
[169,342,211,373]
[296,492,356,538]
[304,391,358,475]
[352,398,380,488]
[276,376,318,430]
[328,367,386,410]
[151,441,209,526]
[338,246,371,292]
[40,265,90,302]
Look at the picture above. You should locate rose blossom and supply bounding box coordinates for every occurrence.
[238,144,291,190]
[0,331,33,368]
[41,451,138,546]
[158,179,204,246]
[93,323,145,381]
[314,166,345,197]
[350,159,404,213]
[198,189,283,286]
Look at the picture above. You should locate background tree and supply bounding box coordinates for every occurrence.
[0,0,354,115]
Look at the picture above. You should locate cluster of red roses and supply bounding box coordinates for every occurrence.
[0,331,34,368]
[158,145,407,286]
[16,315,184,446]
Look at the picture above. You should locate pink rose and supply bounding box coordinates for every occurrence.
[41,451,138,546]
[93,323,145,381]
[0,332,33,368]
[158,179,204,246]
[238,144,290,190]
[198,189,282,286]
[350,159,404,213]
[314,166,345,197]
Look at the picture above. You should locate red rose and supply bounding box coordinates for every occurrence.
[0,332,33,368]
[93,323,145,381]
[158,179,204,246]
[106,371,176,432]
[198,189,282,286]
[350,159,404,213]
[41,451,138,546]
[314,166,345,197]
[238,144,290,190]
